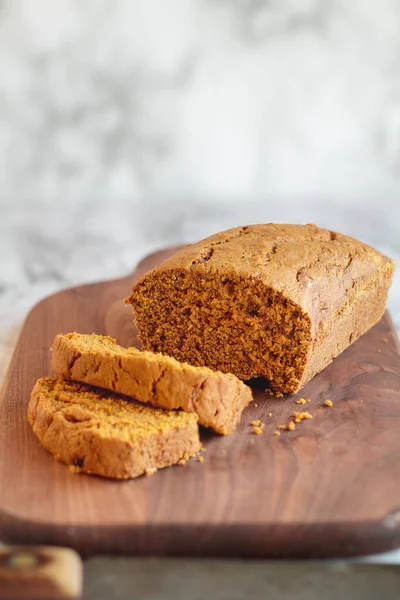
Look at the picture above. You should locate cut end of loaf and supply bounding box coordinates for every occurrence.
[127,270,312,394]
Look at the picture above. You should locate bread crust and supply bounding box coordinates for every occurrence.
[28,377,200,479]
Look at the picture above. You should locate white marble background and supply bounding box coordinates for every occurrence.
[1,0,399,371]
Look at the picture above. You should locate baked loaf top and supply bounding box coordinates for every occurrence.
[127,223,394,393]
[28,377,200,479]
[52,333,252,435]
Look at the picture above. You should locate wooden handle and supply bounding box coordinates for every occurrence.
[0,545,82,599]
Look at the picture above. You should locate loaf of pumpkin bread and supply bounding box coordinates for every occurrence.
[28,377,200,479]
[52,333,252,434]
[126,223,395,394]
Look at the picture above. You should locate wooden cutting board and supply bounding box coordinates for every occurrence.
[1,248,400,559]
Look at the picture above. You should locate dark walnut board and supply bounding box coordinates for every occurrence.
[1,248,400,559]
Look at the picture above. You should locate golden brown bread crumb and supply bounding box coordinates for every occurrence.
[252,426,263,435]
[127,223,394,395]
[273,430,281,436]
[324,399,333,407]
[296,398,307,405]
[267,412,272,417]
[52,332,252,435]
[253,403,258,408]
[145,467,157,476]
[69,465,81,474]
[28,377,200,480]
[287,421,296,431]
[198,456,204,463]
[293,411,313,423]
[278,424,286,430]
[252,421,265,434]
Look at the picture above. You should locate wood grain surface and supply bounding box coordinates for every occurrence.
[1,248,400,558]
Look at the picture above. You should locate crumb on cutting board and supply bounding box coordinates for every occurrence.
[69,465,81,474]
[145,467,157,476]
[293,411,313,423]
[277,420,296,432]
[324,399,333,407]
[273,430,281,436]
[252,422,265,435]
[296,398,307,405]
[265,389,283,398]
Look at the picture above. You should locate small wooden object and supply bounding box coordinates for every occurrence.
[0,545,82,599]
[0,248,400,558]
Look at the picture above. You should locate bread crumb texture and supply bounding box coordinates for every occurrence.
[127,223,394,395]
[28,377,200,480]
[52,332,252,435]
[324,399,333,407]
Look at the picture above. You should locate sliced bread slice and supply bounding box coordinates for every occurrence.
[52,333,253,435]
[28,377,200,479]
